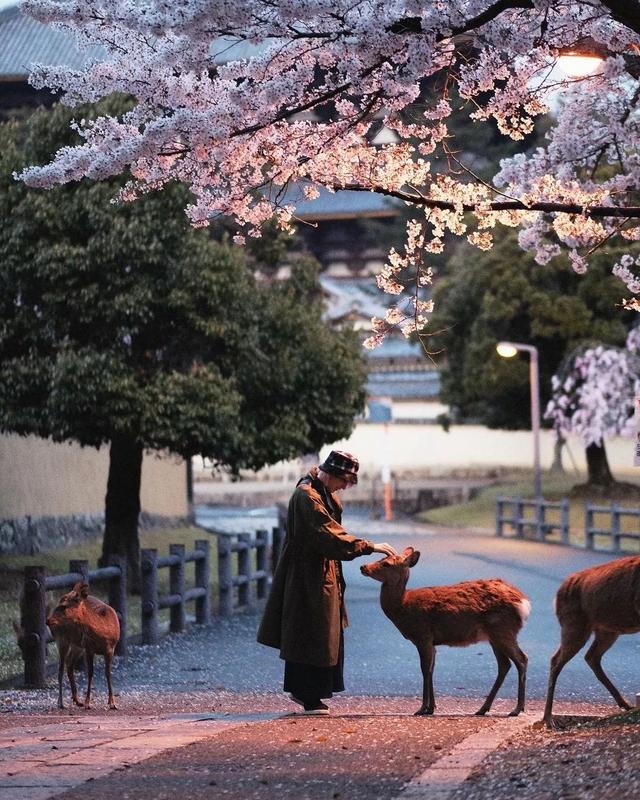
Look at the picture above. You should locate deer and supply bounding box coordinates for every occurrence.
[542,554,640,728]
[46,581,120,710]
[360,547,530,716]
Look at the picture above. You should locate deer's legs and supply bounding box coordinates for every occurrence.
[66,655,82,707]
[542,620,590,728]
[475,643,511,716]
[506,643,528,716]
[105,649,117,710]
[84,652,94,710]
[56,644,67,709]
[414,640,436,716]
[584,630,630,710]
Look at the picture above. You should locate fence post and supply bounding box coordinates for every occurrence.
[69,559,89,583]
[218,534,233,616]
[515,497,524,538]
[560,498,570,545]
[194,539,211,624]
[271,525,283,572]
[238,533,252,609]
[107,554,127,660]
[496,496,504,537]
[22,565,47,688]
[141,548,159,644]
[169,543,186,633]
[255,529,269,601]
[535,498,545,541]
[585,502,594,550]
[611,503,621,553]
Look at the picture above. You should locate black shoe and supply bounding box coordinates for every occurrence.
[302,700,329,715]
[288,695,329,715]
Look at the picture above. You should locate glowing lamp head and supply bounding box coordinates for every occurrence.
[557,38,605,78]
[557,53,603,78]
[496,342,518,358]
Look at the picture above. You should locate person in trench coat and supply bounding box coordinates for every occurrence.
[257,450,396,714]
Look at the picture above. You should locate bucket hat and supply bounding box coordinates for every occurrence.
[318,450,359,485]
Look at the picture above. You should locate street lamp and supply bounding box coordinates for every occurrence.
[496,341,542,498]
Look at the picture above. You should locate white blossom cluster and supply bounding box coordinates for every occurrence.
[545,329,640,447]
[14,0,640,344]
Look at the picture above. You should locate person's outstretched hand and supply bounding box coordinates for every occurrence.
[371,542,397,557]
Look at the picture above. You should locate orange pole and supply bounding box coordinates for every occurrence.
[384,480,393,521]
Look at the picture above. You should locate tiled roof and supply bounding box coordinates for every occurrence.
[0,5,104,78]
[366,370,440,399]
[290,186,398,219]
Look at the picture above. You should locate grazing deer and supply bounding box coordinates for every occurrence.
[360,548,530,716]
[543,555,640,728]
[47,581,120,710]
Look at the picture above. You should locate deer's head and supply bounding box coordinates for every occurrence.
[47,581,89,628]
[360,547,420,585]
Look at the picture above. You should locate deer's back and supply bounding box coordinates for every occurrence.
[76,597,120,652]
[557,556,640,632]
[392,579,528,645]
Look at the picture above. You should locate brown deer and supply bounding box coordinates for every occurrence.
[360,547,530,716]
[47,581,120,710]
[543,555,640,728]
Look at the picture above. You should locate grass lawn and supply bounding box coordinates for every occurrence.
[416,470,640,552]
[0,525,221,683]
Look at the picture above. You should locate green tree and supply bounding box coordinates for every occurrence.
[430,226,636,431]
[0,100,366,587]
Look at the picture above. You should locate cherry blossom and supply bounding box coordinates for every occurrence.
[545,328,640,448]
[14,0,640,343]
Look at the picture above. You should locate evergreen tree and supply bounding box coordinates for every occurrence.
[430,226,635,430]
[0,100,366,587]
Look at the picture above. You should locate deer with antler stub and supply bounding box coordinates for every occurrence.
[542,555,640,728]
[361,547,530,716]
[46,581,120,710]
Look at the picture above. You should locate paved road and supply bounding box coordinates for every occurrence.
[193,513,640,708]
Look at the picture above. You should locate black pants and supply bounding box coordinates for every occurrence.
[283,632,345,702]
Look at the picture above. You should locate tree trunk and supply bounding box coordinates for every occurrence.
[550,432,565,474]
[100,433,143,593]
[585,442,615,487]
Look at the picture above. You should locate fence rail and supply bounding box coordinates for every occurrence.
[496,497,640,553]
[18,522,286,688]
[140,539,210,645]
[217,528,273,615]
[585,502,640,552]
[496,495,570,543]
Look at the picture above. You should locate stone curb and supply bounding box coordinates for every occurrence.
[395,713,538,799]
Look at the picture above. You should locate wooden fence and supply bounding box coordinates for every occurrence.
[495,496,570,543]
[217,528,280,616]
[140,539,210,644]
[19,525,286,687]
[497,497,640,553]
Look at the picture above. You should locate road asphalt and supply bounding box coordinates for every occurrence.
[2,515,640,799]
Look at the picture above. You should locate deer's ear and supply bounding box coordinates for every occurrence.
[77,582,89,598]
[403,549,420,567]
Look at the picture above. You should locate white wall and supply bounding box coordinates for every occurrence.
[199,423,638,481]
[0,434,188,518]
[322,424,637,477]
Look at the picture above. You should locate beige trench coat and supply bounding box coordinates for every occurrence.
[257,468,375,667]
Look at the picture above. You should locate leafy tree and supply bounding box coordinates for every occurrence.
[429,226,636,430]
[0,100,366,587]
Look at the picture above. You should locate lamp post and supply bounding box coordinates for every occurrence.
[496,341,542,498]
